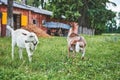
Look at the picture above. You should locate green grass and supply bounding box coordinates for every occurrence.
[0,34,120,80]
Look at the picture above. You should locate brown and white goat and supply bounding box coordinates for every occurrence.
[67,22,86,59]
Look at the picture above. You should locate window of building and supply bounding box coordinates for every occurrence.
[33,19,37,24]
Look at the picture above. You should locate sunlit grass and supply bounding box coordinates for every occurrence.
[0,34,120,80]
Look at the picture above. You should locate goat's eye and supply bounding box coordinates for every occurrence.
[22,33,27,36]
[79,45,83,47]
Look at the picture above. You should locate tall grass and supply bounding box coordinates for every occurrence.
[0,34,120,80]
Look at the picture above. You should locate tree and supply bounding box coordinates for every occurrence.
[14,0,27,4]
[117,26,120,33]
[39,0,44,8]
[14,0,45,8]
[33,0,40,7]
[7,0,13,26]
[6,0,13,36]
[118,12,120,19]
[14,0,116,34]
[45,0,83,21]
[116,12,120,33]
[79,0,116,34]
[106,18,117,33]
[45,0,116,34]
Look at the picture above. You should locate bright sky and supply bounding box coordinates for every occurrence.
[107,0,120,27]
[107,0,120,12]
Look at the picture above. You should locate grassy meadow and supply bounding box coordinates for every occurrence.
[0,34,120,80]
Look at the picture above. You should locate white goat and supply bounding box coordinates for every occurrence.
[7,25,39,62]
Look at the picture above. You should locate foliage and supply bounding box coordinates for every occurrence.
[0,35,120,80]
[32,0,41,7]
[117,12,120,33]
[105,12,120,33]
[45,0,83,21]
[106,18,117,33]
[80,0,116,34]
[117,27,120,33]
[45,0,116,34]
[14,0,117,34]
[117,12,120,20]
[14,0,41,7]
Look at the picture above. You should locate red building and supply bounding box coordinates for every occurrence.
[0,0,95,37]
[0,0,53,37]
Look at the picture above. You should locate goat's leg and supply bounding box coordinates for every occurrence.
[26,47,33,62]
[19,48,23,60]
[72,50,76,58]
[81,48,85,59]
[68,46,70,58]
[12,41,15,60]
[70,45,76,58]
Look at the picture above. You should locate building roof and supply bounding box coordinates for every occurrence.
[44,22,70,29]
[0,0,52,16]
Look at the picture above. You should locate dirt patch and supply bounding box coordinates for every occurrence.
[22,25,51,38]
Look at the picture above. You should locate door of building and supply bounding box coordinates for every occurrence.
[13,14,21,30]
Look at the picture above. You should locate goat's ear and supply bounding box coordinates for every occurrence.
[69,22,72,25]
[29,34,34,37]
[29,32,35,37]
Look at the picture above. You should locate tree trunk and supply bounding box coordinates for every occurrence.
[41,0,44,9]
[78,0,90,34]
[6,0,13,36]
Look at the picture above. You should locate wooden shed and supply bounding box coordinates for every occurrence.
[0,0,52,37]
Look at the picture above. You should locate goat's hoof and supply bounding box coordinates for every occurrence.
[81,57,84,60]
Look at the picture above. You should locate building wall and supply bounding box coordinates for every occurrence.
[78,26,95,35]
[0,4,51,37]
[0,5,7,37]
[0,4,95,37]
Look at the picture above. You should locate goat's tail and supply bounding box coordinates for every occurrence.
[6,25,14,32]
